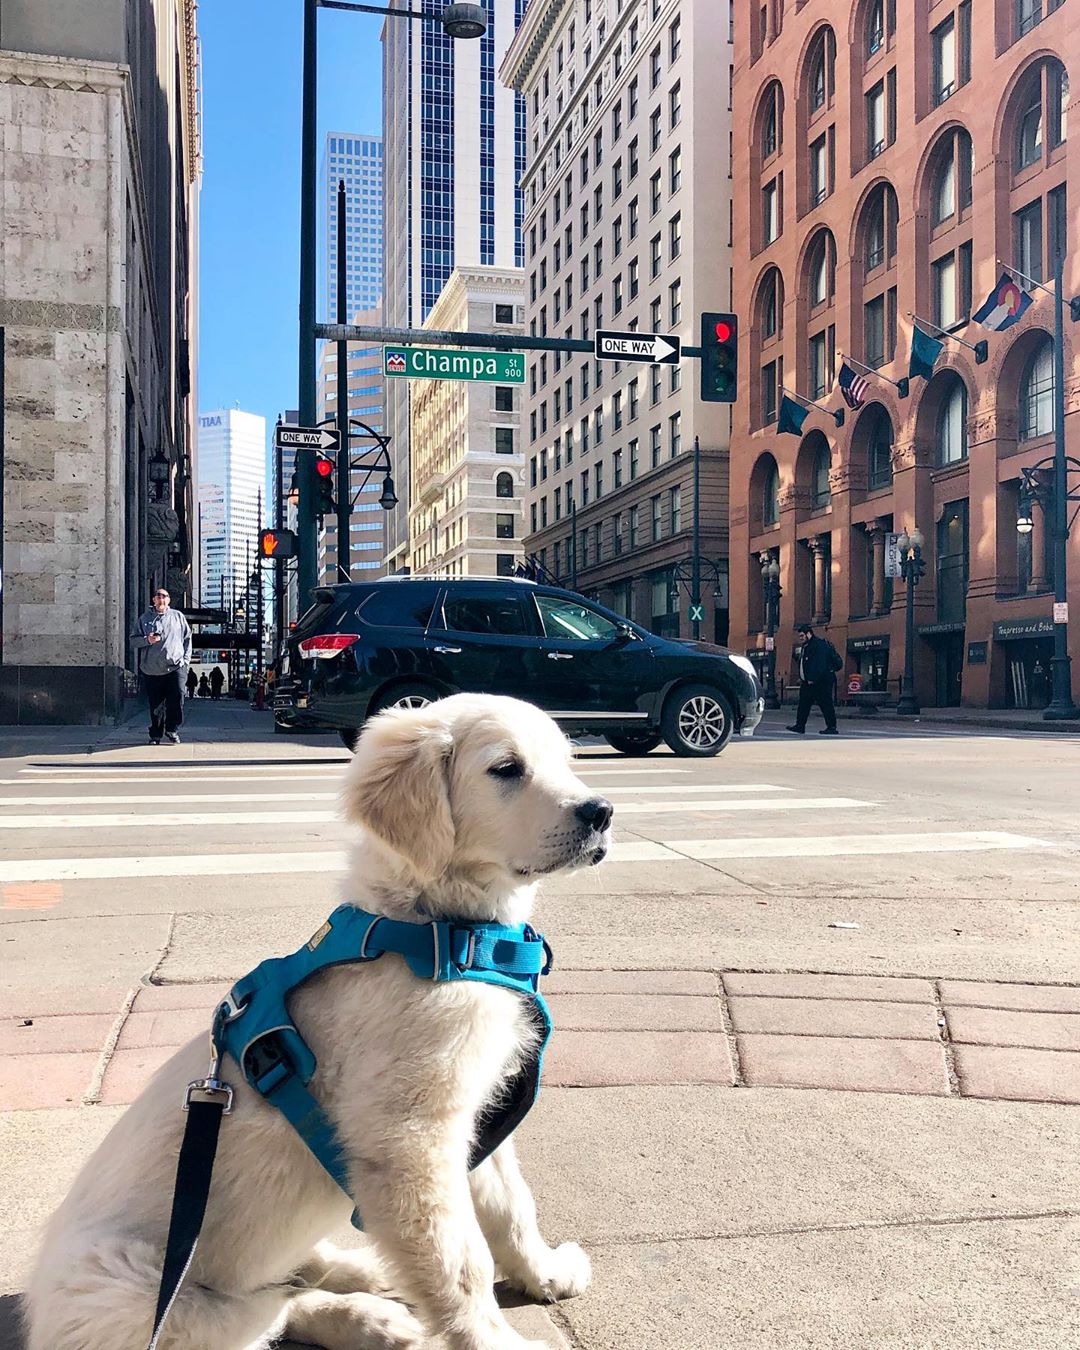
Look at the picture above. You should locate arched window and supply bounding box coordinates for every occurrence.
[936,376,968,465]
[861,181,898,275]
[758,266,784,340]
[1019,338,1055,440]
[496,472,514,498]
[760,82,783,160]
[805,26,835,114]
[856,404,894,489]
[806,229,836,308]
[763,462,780,527]
[929,129,973,226]
[866,0,885,54]
[812,438,832,507]
[1013,59,1068,174]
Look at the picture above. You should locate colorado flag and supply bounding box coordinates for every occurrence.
[973,273,1033,332]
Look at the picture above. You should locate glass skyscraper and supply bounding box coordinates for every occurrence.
[324,133,384,320]
[381,0,526,570]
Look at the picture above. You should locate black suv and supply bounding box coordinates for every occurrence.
[273,578,763,756]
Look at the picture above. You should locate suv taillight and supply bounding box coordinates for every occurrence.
[298,633,360,660]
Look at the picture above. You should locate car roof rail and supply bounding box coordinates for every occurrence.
[371,573,538,586]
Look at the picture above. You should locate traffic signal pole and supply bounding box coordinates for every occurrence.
[274,423,285,658]
[296,0,319,610]
[335,179,351,581]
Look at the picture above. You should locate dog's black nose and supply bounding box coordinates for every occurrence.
[576,797,613,832]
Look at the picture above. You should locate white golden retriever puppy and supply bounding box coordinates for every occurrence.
[25,694,611,1350]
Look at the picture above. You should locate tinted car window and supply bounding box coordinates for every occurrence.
[535,595,619,642]
[442,594,530,636]
[359,587,440,629]
[292,590,342,639]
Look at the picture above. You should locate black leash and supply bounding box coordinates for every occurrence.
[147,1052,233,1350]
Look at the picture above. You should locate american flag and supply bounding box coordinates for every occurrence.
[837,361,870,409]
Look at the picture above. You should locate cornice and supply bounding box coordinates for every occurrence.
[0,49,127,94]
[500,0,572,93]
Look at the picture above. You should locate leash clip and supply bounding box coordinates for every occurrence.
[183,1039,234,1114]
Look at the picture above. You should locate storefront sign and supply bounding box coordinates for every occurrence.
[847,635,890,652]
[917,621,966,636]
[992,617,1054,641]
[967,642,988,665]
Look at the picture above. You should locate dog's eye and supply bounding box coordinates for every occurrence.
[488,760,524,781]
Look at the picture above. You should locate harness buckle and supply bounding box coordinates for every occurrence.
[183,1077,234,1114]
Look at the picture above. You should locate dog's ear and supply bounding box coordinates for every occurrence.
[341,706,455,878]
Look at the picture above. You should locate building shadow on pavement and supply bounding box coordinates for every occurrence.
[0,1294,24,1350]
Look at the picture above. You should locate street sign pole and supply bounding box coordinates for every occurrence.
[335,178,351,582]
[297,0,319,611]
[692,436,701,641]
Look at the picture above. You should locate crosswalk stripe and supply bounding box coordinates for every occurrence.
[0,798,870,830]
[668,831,1050,860]
[0,784,789,807]
[0,830,1049,883]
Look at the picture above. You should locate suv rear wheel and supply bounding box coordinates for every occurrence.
[661,685,734,757]
[605,730,662,756]
[371,682,440,716]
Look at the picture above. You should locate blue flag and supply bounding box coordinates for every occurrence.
[973,273,1033,331]
[909,326,943,382]
[777,395,809,436]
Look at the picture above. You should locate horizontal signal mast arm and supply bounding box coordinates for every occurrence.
[315,322,704,358]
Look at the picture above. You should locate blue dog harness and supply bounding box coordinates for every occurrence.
[211,904,554,1214]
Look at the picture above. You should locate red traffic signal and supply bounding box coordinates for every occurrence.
[314,457,333,478]
[259,527,297,559]
[700,312,738,404]
[314,454,335,515]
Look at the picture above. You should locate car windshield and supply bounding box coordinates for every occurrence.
[536,595,619,642]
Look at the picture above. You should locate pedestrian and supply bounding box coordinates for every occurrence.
[198,673,211,699]
[209,665,224,700]
[185,667,197,699]
[131,588,192,745]
[787,623,842,735]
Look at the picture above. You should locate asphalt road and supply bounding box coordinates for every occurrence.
[1,703,1078,1348]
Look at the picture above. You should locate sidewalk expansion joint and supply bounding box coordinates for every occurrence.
[931,978,963,1097]
[82,911,177,1106]
[586,1206,1080,1250]
[716,972,747,1087]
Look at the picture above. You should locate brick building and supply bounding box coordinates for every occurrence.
[729,0,1076,709]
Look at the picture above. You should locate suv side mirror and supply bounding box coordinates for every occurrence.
[614,621,637,644]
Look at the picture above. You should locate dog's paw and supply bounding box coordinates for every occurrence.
[510,1242,592,1303]
[350,1293,425,1350]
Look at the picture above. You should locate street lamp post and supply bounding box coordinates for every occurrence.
[759,552,781,710]
[1044,248,1079,719]
[296,0,487,608]
[895,527,925,717]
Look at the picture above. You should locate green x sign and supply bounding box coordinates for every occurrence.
[688,603,705,623]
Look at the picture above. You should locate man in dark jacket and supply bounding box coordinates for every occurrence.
[788,623,840,734]
[131,589,192,744]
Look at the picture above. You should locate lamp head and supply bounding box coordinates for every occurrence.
[441,3,486,38]
[379,474,399,510]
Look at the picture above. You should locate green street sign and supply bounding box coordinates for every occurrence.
[688,603,705,623]
[384,346,525,384]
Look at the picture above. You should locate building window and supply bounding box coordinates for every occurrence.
[761,82,780,158]
[669,410,681,457]
[808,229,835,307]
[762,360,779,424]
[494,303,514,325]
[628,257,639,299]
[650,171,662,215]
[866,82,886,160]
[812,440,831,508]
[650,424,662,467]
[864,295,886,369]
[614,448,623,487]
[763,178,779,244]
[867,408,894,489]
[651,234,662,277]
[670,485,682,533]
[496,472,514,499]
[808,331,828,399]
[1020,338,1055,440]
[762,463,780,527]
[931,16,956,105]
[669,147,682,194]
[669,15,681,62]
[630,504,640,546]
[810,134,829,206]
[670,81,681,129]
[650,107,662,152]
[937,377,968,465]
[630,438,639,479]
[864,183,898,273]
[651,494,663,541]
[496,513,515,539]
[1014,199,1044,284]
[613,511,624,554]
[807,26,834,112]
[650,44,662,89]
[669,278,681,326]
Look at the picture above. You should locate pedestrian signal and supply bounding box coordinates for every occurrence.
[314,455,335,516]
[700,312,738,404]
[258,527,297,559]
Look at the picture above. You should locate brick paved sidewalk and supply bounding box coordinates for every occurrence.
[3,968,1078,1112]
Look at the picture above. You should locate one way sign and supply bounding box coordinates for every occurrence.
[274,425,341,452]
[595,328,681,365]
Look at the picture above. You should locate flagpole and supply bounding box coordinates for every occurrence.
[997,258,1080,323]
[908,313,989,364]
[1044,246,1079,719]
[839,352,909,397]
[781,388,844,429]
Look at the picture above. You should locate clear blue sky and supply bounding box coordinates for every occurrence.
[197,0,383,452]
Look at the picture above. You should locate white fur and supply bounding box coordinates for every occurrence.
[25,695,608,1350]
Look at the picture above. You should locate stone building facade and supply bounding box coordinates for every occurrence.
[407,268,527,578]
[0,0,199,723]
[502,0,734,641]
[729,0,1077,709]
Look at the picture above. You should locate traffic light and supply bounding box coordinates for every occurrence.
[700,312,738,403]
[258,527,297,559]
[314,454,335,516]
